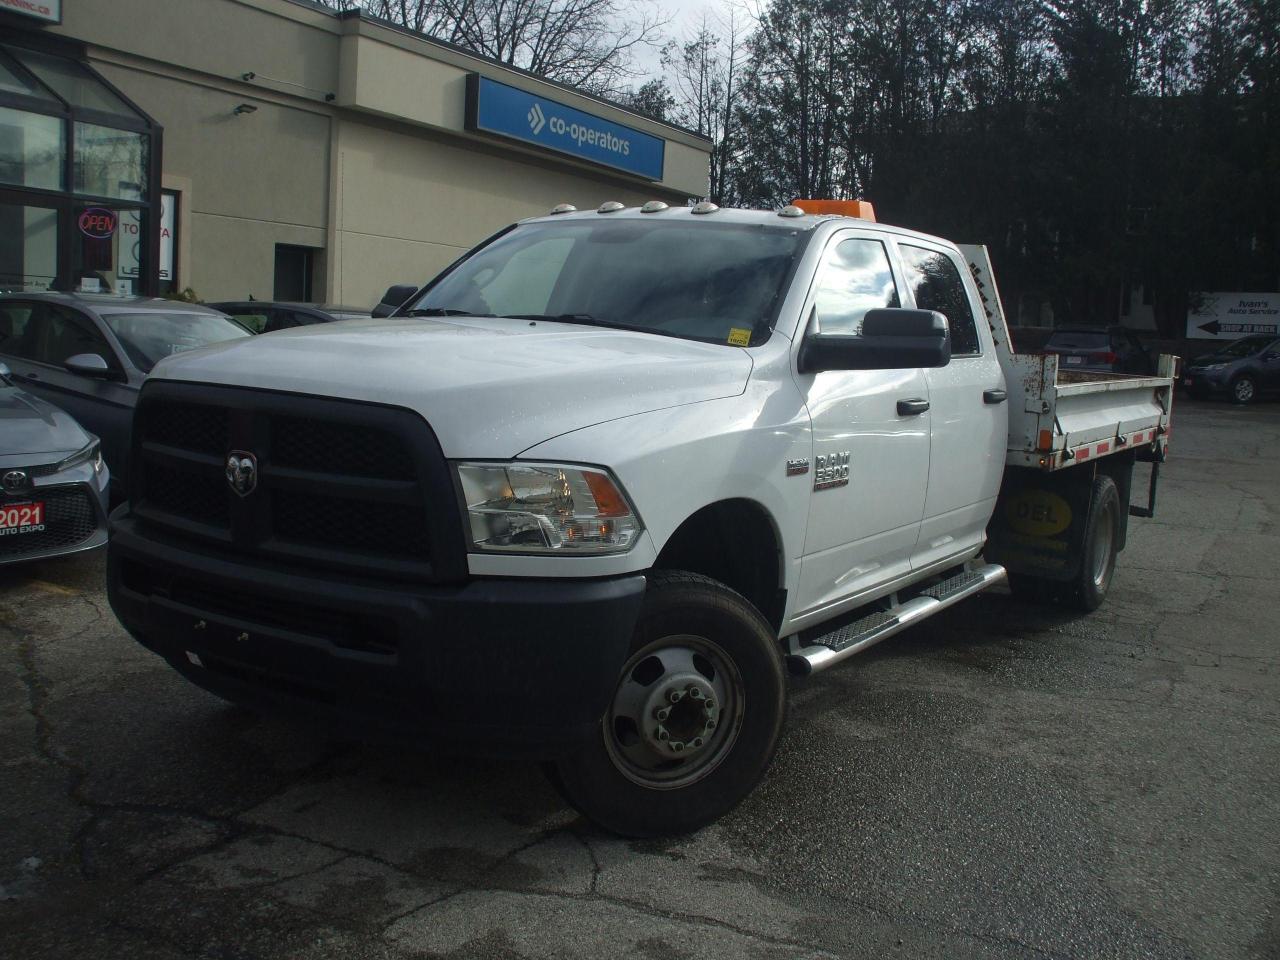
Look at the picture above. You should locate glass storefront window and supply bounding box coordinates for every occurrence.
[0,45,158,295]
[8,48,141,121]
[0,106,64,191]
[0,54,58,103]
[71,205,144,297]
[0,203,58,292]
[74,122,146,201]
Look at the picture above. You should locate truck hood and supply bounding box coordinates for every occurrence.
[0,385,91,465]
[150,317,754,456]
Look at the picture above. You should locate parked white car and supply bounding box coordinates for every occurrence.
[106,201,1174,837]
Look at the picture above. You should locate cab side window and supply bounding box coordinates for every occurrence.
[811,238,899,336]
[899,245,981,355]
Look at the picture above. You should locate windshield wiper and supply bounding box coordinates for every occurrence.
[404,307,493,317]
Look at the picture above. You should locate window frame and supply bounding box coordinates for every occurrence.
[804,231,902,339]
[0,39,162,296]
[893,239,986,359]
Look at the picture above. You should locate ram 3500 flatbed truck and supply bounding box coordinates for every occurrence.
[107,200,1173,837]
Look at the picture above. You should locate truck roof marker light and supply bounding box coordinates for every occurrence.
[641,201,669,213]
[549,203,577,215]
[778,205,806,218]
[597,201,625,213]
[690,201,720,215]
[791,199,877,221]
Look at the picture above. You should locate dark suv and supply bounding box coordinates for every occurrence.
[1043,326,1154,375]
[1182,335,1280,404]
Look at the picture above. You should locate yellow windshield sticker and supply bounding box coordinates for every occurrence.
[727,327,752,346]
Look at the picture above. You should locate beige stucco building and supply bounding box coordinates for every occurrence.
[0,0,711,308]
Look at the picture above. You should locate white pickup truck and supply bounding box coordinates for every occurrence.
[106,200,1174,837]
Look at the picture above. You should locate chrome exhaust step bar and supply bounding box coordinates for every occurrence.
[786,562,1007,676]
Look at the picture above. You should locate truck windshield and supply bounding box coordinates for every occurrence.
[407,219,804,346]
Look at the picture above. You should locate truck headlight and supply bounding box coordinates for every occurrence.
[455,462,642,555]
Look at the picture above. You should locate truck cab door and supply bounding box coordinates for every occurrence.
[791,232,932,624]
[896,242,1007,569]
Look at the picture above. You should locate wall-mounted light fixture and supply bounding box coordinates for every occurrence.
[232,103,258,116]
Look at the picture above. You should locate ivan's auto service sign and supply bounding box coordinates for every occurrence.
[1186,292,1280,340]
[1,0,61,23]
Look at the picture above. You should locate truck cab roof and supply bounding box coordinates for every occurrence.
[518,203,957,248]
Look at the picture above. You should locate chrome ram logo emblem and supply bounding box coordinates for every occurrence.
[225,451,258,497]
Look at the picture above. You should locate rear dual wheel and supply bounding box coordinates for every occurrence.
[549,571,786,838]
[1007,475,1120,612]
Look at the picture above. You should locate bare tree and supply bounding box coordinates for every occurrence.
[661,5,750,202]
[315,0,664,96]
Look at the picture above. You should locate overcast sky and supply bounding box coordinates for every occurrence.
[632,0,758,83]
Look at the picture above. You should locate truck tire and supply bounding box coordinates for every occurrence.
[1070,474,1121,612]
[1230,375,1257,405]
[549,571,786,837]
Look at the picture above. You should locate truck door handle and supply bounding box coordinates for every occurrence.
[897,398,930,416]
[983,388,1007,404]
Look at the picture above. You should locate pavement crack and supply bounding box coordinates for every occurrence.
[574,829,602,895]
[14,627,99,879]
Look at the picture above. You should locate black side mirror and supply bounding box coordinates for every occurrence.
[798,308,951,373]
[372,284,418,319]
[64,353,113,379]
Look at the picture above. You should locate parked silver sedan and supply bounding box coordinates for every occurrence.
[0,293,251,495]
[0,360,110,565]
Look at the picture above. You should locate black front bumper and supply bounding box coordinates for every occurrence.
[107,516,646,756]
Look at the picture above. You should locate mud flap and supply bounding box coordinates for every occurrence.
[984,467,1095,582]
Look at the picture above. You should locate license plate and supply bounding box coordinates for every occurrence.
[1066,356,1083,365]
[0,501,45,535]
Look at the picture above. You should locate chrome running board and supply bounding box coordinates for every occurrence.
[786,562,1006,676]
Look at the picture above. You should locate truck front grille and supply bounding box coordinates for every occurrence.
[130,383,466,582]
[272,489,429,559]
[271,417,416,480]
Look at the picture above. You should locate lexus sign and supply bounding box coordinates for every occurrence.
[1,0,61,23]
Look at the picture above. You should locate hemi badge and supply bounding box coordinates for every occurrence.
[786,459,810,476]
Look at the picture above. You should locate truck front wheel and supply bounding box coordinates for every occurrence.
[549,571,786,837]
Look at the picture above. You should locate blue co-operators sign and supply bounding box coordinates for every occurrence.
[465,75,665,181]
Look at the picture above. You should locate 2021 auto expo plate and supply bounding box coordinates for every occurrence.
[0,502,46,535]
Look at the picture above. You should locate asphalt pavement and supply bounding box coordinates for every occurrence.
[2,398,1277,959]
